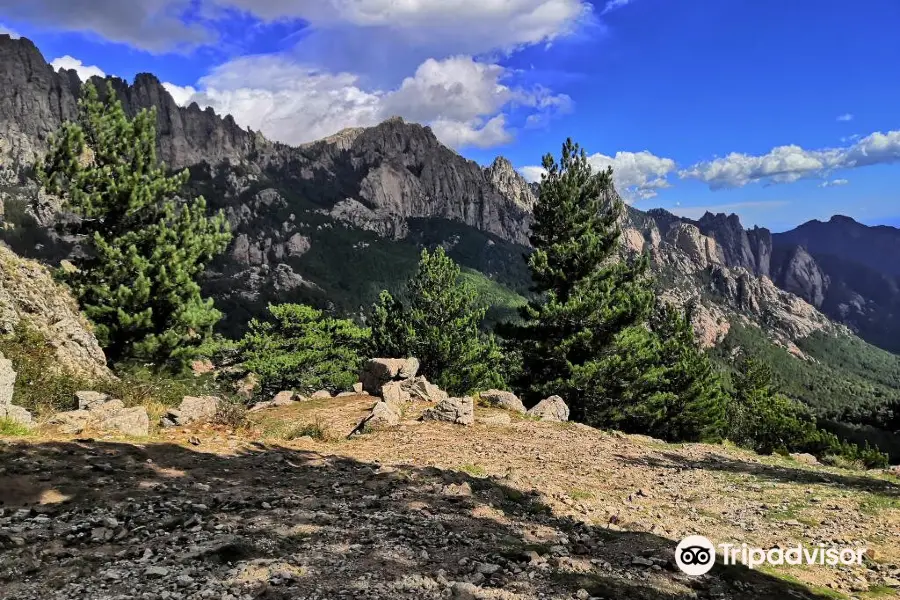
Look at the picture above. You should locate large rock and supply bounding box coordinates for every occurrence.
[48,409,92,434]
[163,396,221,427]
[0,403,33,427]
[359,357,420,395]
[526,396,570,422]
[0,353,15,405]
[366,401,402,428]
[0,245,112,380]
[401,376,448,403]
[421,397,475,426]
[99,407,150,437]
[479,389,526,414]
[381,380,411,409]
[76,391,110,411]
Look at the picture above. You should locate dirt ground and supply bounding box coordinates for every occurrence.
[1,394,899,600]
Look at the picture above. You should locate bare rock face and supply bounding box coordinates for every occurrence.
[526,396,570,422]
[479,390,526,414]
[664,222,723,269]
[775,245,829,308]
[0,244,112,380]
[0,353,15,405]
[485,157,536,213]
[696,212,772,277]
[421,396,475,426]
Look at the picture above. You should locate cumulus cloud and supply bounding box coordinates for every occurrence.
[208,0,592,54]
[49,55,106,80]
[679,130,900,189]
[820,178,849,188]
[519,149,677,201]
[837,113,854,122]
[168,54,565,149]
[0,23,20,38]
[0,0,211,52]
[162,82,199,107]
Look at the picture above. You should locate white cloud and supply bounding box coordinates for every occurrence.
[0,0,212,52]
[837,113,854,122]
[174,54,564,149]
[518,149,677,201]
[49,55,106,80]
[162,82,199,107]
[208,0,592,54]
[679,130,900,189]
[819,178,849,188]
[0,23,20,38]
[601,0,632,15]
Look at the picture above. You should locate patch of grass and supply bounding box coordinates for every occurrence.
[458,463,487,477]
[569,489,594,501]
[0,418,32,436]
[862,585,900,598]
[756,567,848,599]
[214,399,249,430]
[858,495,900,515]
[264,419,336,442]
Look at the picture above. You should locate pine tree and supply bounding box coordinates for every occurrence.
[504,138,655,419]
[370,248,504,395]
[38,82,231,364]
[232,304,369,397]
[608,303,728,442]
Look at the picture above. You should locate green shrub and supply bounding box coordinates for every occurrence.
[214,303,368,398]
[0,322,93,413]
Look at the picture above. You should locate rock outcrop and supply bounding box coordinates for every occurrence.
[526,396,570,422]
[359,358,421,396]
[421,396,475,426]
[479,390,526,414]
[49,398,149,436]
[0,355,32,427]
[0,243,111,380]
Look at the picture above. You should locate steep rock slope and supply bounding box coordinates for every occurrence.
[0,243,111,379]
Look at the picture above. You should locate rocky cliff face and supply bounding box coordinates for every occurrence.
[0,35,532,248]
[621,209,838,352]
[0,243,111,379]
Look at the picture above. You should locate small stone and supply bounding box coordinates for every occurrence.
[145,566,170,578]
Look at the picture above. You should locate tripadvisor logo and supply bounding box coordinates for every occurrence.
[674,535,867,575]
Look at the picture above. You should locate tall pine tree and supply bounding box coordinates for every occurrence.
[39,82,231,365]
[504,138,655,420]
[370,247,504,395]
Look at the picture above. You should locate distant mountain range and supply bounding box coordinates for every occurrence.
[0,34,897,452]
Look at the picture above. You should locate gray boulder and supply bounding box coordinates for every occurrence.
[100,407,150,437]
[76,391,110,411]
[48,410,92,434]
[526,395,570,422]
[381,380,411,409]
[367,401,402,428]
[401,376,448,403]
[359,357,420,394]
[479,389,526,414]
[163,396,221,427]
[0,403,33,428]
[90,399,126,421]
[421,396,475,426]
[272,391,297,406]
[0,353,15,406]
[311,390,332,400]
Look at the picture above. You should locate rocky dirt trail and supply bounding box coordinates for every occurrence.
[1,395,899,600]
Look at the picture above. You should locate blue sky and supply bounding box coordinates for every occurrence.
[1,0,898,232]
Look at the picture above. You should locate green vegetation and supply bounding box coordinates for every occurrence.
[501,139,728,443]
[209,303,369,398]
[0,322,92,414]
[370,247,505,395]
[0,418,33,436]
[39,81,231,365]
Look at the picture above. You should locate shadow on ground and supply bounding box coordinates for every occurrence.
[617,450,900,498]
[0,439,847,599]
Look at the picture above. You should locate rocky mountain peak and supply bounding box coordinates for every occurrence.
[485,156,536,212]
